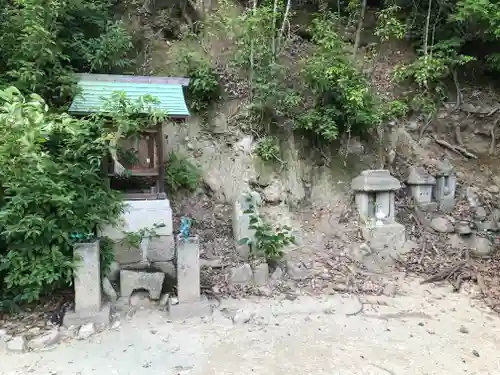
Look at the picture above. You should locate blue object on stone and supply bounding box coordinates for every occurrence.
[179,217,192,239]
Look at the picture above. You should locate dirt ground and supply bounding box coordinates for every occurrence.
[1,277,499,375]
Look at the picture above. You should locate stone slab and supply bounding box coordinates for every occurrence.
[176,236,200,303]
[153,261,176,278]
[120,270,164,300]
[100,199,173,240]
[167,296,213,320]
[351,170,401,192]
[360,222,406,253]
[74,242,101,313]
[63,304,111,328]
[112,241,142,265]
[146,235,175,262]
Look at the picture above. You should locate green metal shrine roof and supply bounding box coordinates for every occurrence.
[68,74,190,117]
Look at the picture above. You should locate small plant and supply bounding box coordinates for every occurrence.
[164,152,201,193]
[179,52,221,113]
[381,99,410,121]
[99,237,115,277]
[121,223,165,248]
[238,194,295,264]
[255,136,280,162]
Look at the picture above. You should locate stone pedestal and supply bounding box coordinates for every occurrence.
[433,159,456,213]
[351,170,407,259]
[232,192,261,259]
[407,166,437,211]
[168,236,212,320]
[63,241,111,327]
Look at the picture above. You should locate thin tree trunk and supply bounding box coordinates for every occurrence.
[249,0,257,101]
[352,0,367,60]
[271,0,279,60]
[423,0,432,56]
[277,0,291,53]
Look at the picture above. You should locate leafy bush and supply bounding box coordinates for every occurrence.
[0,87,123,305]
[255,136,280,162]
[164,152,201,193]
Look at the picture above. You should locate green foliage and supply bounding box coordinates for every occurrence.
[0,0,133,106]
[180,53,221,113]
[0,87,123,304]
[238,194,295,264]
[381,99,410,121]
[164,153,201,193]
[255,136,280,162]
[99,237,115,277]
[121,223,166,248]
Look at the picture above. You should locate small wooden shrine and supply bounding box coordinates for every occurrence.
[68,74,190,200]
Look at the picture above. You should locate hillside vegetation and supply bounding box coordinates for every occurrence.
[1,0,500,307]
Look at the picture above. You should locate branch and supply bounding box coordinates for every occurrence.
[352,0,367,60]
[277,0,291,53]
[433,136,477,159]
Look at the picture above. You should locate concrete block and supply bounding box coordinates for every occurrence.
[73,242,101,313]
[63,303,111,328]
[112,241,142,265]
[361,222,406,253]
[100,199,173,240]
[153,261,176,278]
[253,263,269,286]
[229,263,253,285]
[176,236,200,303]
[167,296,213,320]
[232,194,258,259]
[120,270,164,300]
[146,235,175,262]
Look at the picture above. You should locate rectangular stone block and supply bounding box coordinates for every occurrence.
[361,222,406,253]
[232,196,255,259]
[176,235,200,303]
[74,241,101,313]
[100,199,173,240]
[112,241,142,265]
[120,270,164,300]
[167,296,212,320]
[63,304,111,328]
[146,235,175,262]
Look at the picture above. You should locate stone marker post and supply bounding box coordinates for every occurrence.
[63,241,111,327]
[407,166,437,211]
[433,159,456,213]
[176,235,200,303]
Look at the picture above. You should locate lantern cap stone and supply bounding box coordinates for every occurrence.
[436,159,454,176]
[407,166,436,185]
[351,170,401,192]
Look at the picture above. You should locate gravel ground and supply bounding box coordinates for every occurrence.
[1,277,500,375]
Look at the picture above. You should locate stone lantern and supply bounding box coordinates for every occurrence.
[407,166,437,211]
[433,159,456,213]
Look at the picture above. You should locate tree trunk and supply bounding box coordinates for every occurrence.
[352,0,367,60]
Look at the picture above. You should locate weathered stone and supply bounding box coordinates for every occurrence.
[63,303,111,328]
[232,193,260,259]
[433,160,456,212]
[112,241,143,265]
[286,261,309,281]
[176,236,200,303]
[78,323,95,339]
[102,277,118,302]
[475,220,498,232]
[486,185,500,194]
[382,283,398,297]
[407,166,436,208]
[100,199,173,240]
[467,235,493,257]
[200,257,223,269]
[257,286,273,297]
[167,295,212,320]
[120,261,150,270]
[253,263,270,286]
[232,309,254,324]
[351,170,401,191]
[229,263,253,285]
[153,261,176,278]
[475,207,487,220]
[262,180,285,203]
[7,336,26,352]
[456,222,472,235]
[74,241,101,313]
[120,270,165,300]
[465,187,480,208]
[159,293,170,307]
[27,329,60,350]
[106,261,120,282]
[270,266,283,281]
[146,235,175,262]
[430,217,454,233]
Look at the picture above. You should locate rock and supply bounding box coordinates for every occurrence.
[257,286,273,297]
[59,326,77,339]
[232,309,254,324]
[229,263,253,285]
[27,329,60,350]
[270,266,283,281]
[475,220,498,232]
[78,323,95,339]
[456,222,472,235]
[27,327,41,336]
[111,321,121,330]
[459,325,469,334]
[466,187,479,207]
[382,283,397,297]
[262,180,285,203]
[253,263,269,286]
[486,185,499,194]
[102,277,118,302]
[286,261,309,281]
[106,261,120,282]
[153,261,177,278]
[430,217,454,233]
[475,206,487,220]
[467,235,493,257]
[159,293,170,307]
[7,336,27,352]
